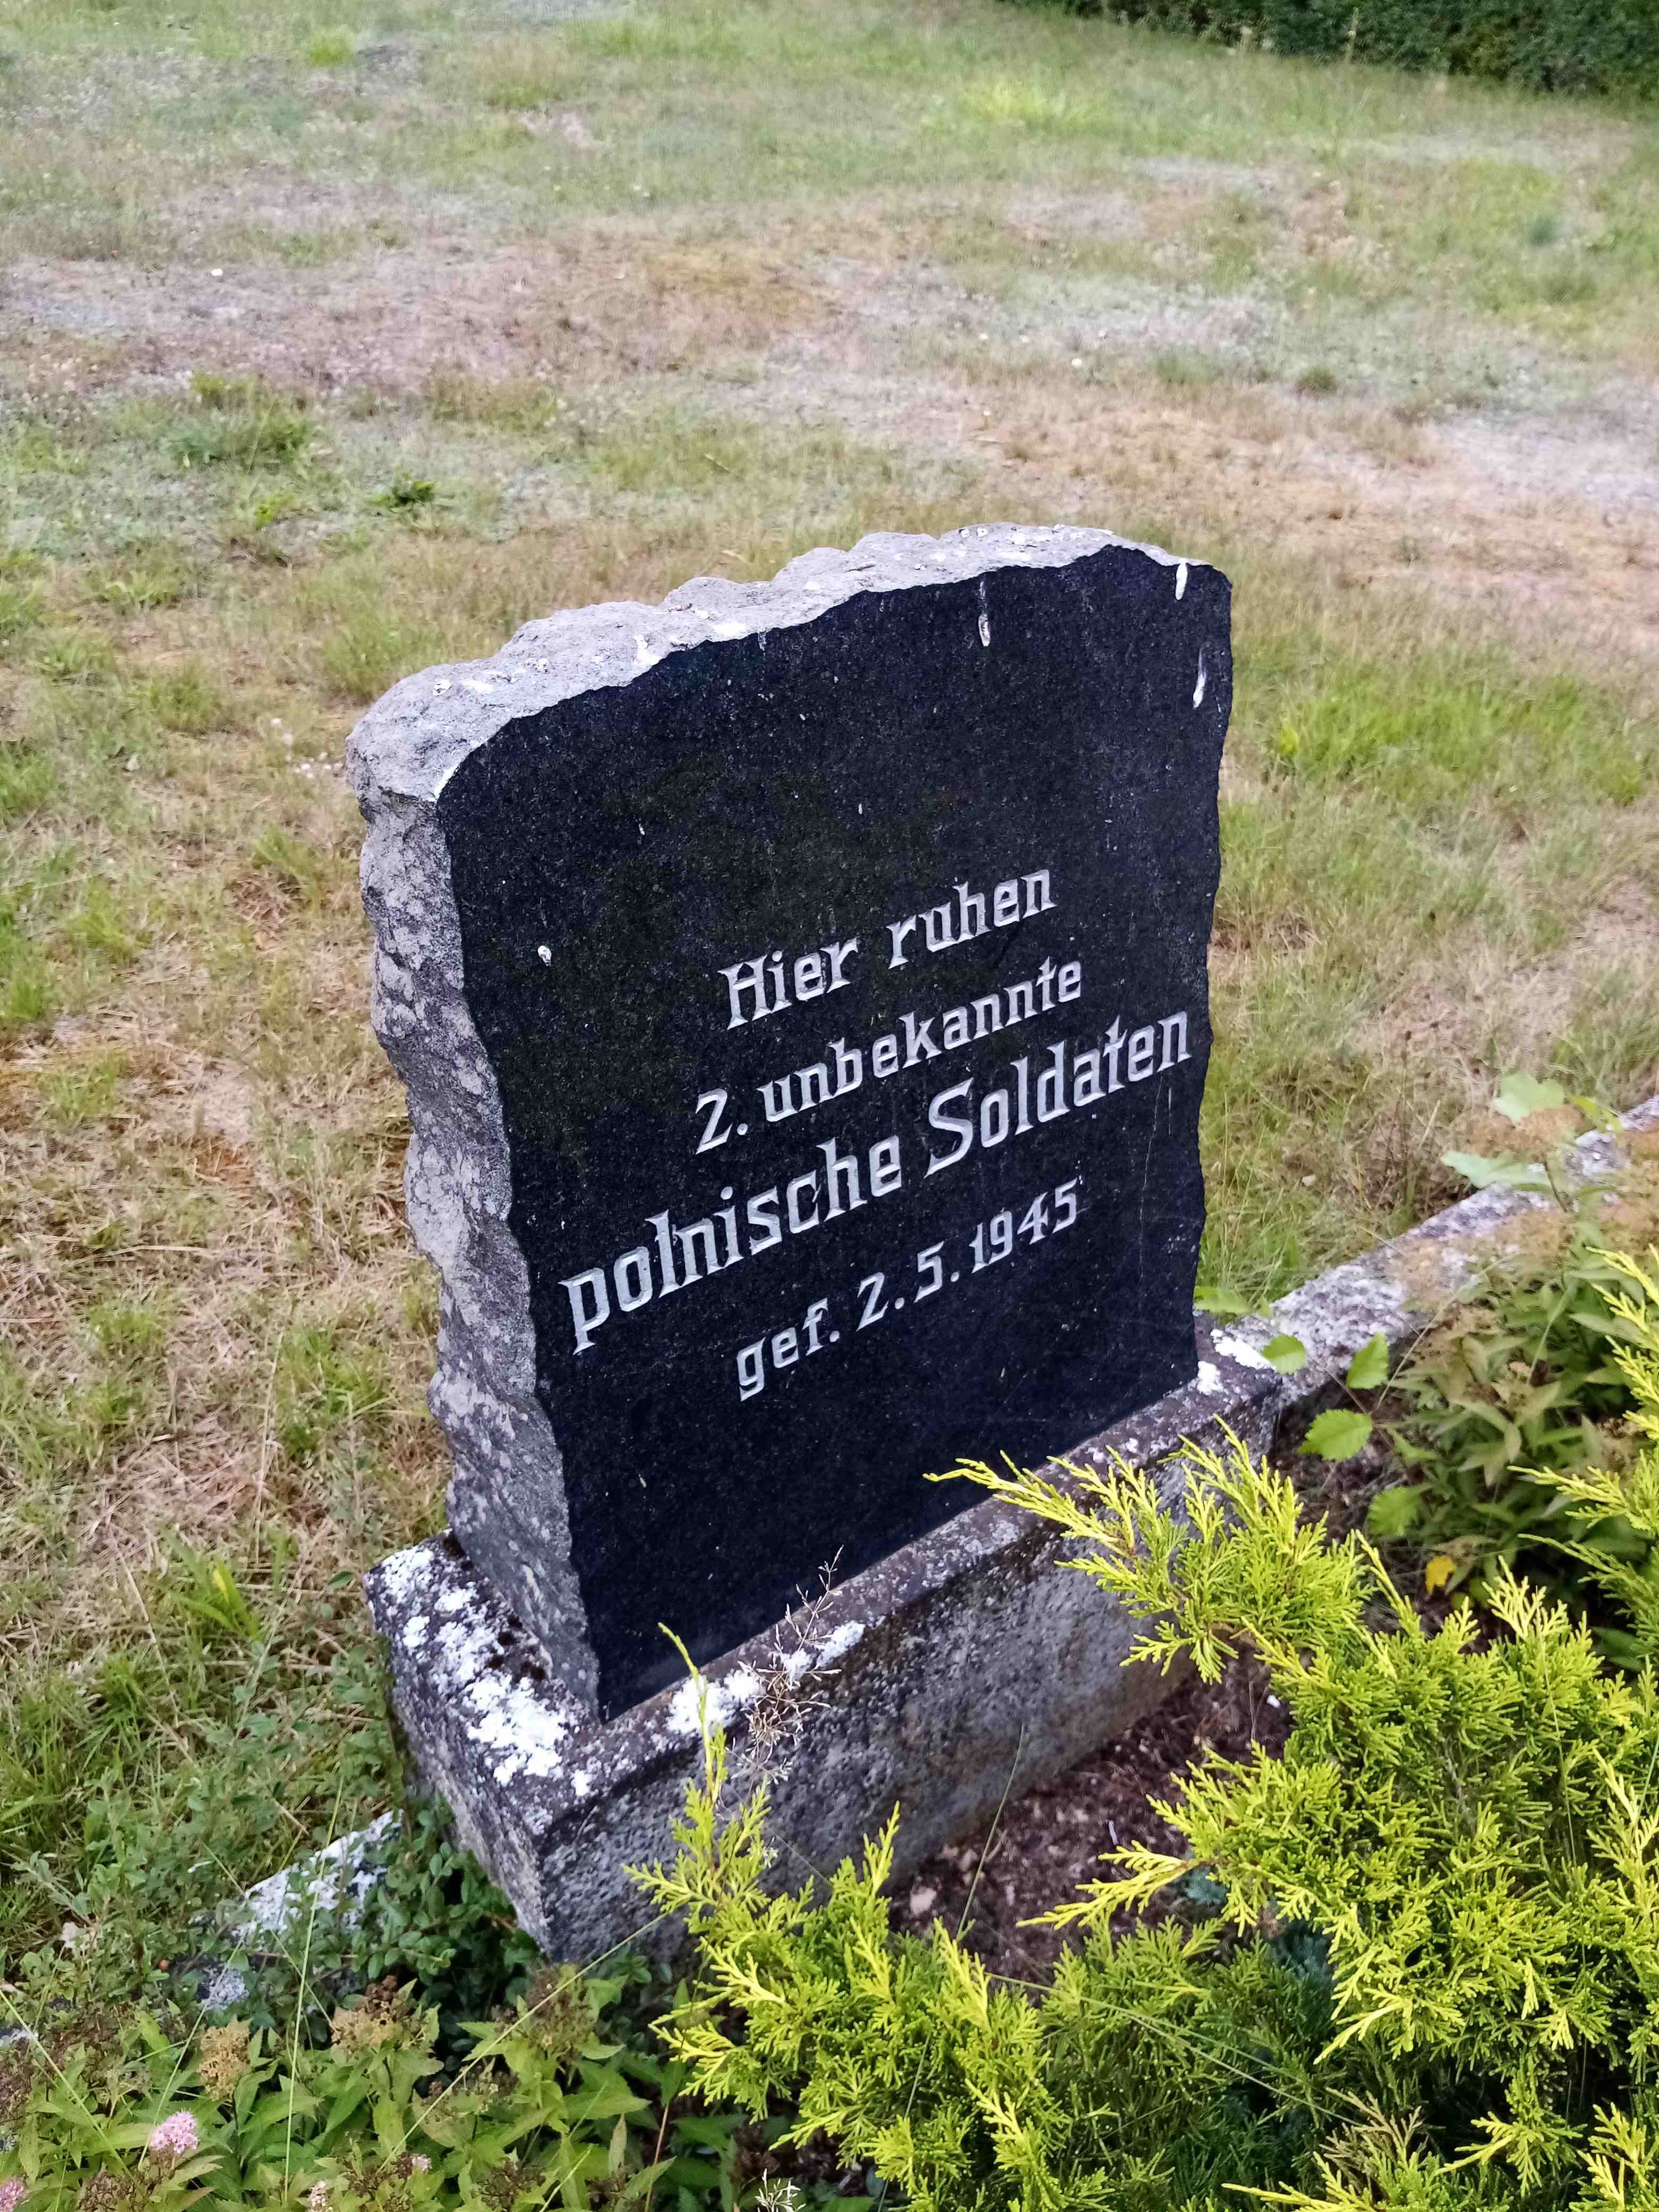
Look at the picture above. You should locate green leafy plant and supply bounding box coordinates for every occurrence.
[638,1272,1659,2210]
[1250,1329,1390,1458]
[1369,1241,1656,1653]
[174,1792,546,2048]
[175,378,312,472]
[1298,1403,1375,1460]
[374,475,437,512]
[0,1958,775,2211]
[1438,1074,1621,1205]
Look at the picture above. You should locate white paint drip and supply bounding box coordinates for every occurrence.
[1175,561,1188,599]
[666,1662,766,1739]
[1193,652,1208,708]
[471,1670,577,1785]
[817,1621,865,1664]
[1195,1359,1224,1395]
[374,1546,434,1606]
[537,944,552,965]
[1213,1330,1272,1372]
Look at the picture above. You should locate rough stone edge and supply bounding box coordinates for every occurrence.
[354,786,596,1704]
[363,1092,1658,1957]
[345,523,1211,1705]
[347,523,1205,811]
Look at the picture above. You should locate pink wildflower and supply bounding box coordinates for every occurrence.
[409,2158,430,2173]
[307,2184,329,2212]
[0,2177,29,2212]
[148,2114,199,2160]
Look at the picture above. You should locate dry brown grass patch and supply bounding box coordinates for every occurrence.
[0,225,838,403]
[918,371,1659,680]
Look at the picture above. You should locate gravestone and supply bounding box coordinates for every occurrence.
[350,526,1229,1721]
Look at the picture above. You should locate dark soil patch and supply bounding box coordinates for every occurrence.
[898,1652,1291,1986]
[896,1438,1410,1985]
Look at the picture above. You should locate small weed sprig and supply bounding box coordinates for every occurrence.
[1336,1077,1659,1639]
[1372,1238,1658,1652]
[1203,1082,1659,1588]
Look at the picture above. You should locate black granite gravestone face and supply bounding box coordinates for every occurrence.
[351,527,1229,1718]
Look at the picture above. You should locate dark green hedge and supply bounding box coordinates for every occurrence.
[1029,0,1659,97]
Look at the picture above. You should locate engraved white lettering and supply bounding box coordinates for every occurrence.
[925,1078,974,1175]
[720,937,859,1027]
[562,1267,610,1353]
[694,1087,732,1153]
[746,1187,782,1255]
[675,1218,723,1283]
[886,866,1057,970]
[1103,1018,1126,1094]
[819,1135,864,1219]
[613,1246,652,1312]
[786,1170,820,1233]
[902,1011,939,1066]
[719,952,777,1029]
[869,1134,902,1194]
[793,951,825,1000]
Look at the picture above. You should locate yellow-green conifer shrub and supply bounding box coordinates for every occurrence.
[636,1253,1659,2212]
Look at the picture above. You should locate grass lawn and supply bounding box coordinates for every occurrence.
[1,0,1656,1974]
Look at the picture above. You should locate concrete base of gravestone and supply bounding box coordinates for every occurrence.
[367,1097,1658,1960]
[368,1318,1276,1959]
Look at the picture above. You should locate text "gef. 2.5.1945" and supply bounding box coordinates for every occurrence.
[734,1176,1080,1400]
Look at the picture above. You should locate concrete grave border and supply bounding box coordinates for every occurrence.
[366,1094,1658,1959]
